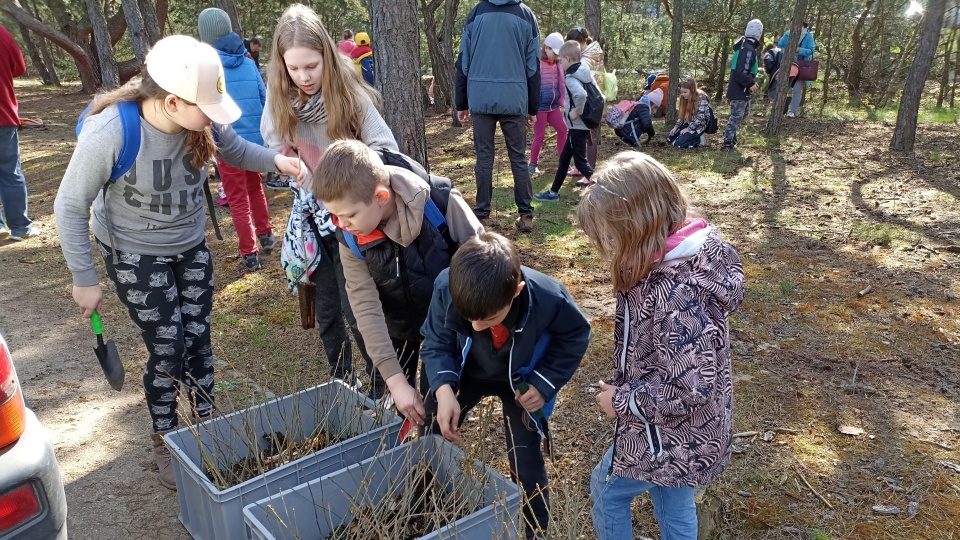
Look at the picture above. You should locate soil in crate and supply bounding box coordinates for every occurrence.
[326,462,480,539]
[205,426,343,489]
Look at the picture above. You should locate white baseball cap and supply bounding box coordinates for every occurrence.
[145,35,241,125]
[544,32,564,55]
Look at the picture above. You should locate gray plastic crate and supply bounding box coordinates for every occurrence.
[165,381,400,540]
[243,435,521,540]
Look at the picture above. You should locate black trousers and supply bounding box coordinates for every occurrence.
[551,129,594,193]
[425,378,550,537]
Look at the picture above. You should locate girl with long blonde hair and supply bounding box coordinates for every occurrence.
[667,78,712,149]
[578,151,744,539]
[260,4,405,408]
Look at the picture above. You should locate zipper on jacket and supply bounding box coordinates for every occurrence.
[396,243,416,310]
[394,243,400,278]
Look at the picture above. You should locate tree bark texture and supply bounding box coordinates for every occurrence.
[17,23,53,84]
[714,35,729,102]
[2,0,97,91]
[665,0,683,125]
[937,27,956,108]
[138,0,162,46]
[766,0,808,136]
[420,0,461,125]
[214,0,242,36]
[38,33,60,85]
[892,0,947,153]
[121,0,150,64]
[847,0,876,105]
[371,0,429,168]
[85,0,119,89]
[585,0,601,41]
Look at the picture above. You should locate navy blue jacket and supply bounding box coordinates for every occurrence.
[212,33,265,145]
[455,0,541,116]
[420,266,590,411]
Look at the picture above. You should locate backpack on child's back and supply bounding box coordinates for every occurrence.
[580,79,606,130]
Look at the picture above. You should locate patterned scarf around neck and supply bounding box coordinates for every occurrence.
[292,92,328,124]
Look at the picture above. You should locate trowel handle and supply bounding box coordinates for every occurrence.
[90,310,104,335]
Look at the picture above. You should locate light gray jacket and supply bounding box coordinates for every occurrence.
[563,62,595,131]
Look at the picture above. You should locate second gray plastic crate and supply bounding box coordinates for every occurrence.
[165,381,400,540]
[243,435,521,539]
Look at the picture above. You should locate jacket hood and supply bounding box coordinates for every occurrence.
[732,36,760,52]
[381,166,430,246]
[487,0,521,4]
[212,33,248,68]
[568,62,594,84]
[655,223,743,313]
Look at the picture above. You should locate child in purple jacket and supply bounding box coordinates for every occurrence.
[577,151,745,539]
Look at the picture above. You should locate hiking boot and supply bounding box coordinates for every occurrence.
[533,190,559,202]
[265,175,292,190]
[515,215,533,233]
[258,233,277,253]
[151,429,177,490]
[528,163,541,176]
[0,226,9,241]
[242,253,261,271]
[9,225,40,241]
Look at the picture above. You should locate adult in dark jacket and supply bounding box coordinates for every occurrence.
[762,43,783,99]
[421,232,590,539]
[723,19,762,151]
[199,8,275,270]
[456,0,540,233]
[0,24,37,241]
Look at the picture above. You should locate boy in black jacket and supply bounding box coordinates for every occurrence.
[723,19,763,151]
[420,232,590,539]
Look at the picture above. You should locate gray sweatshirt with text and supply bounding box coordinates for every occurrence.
[54,104,279,286]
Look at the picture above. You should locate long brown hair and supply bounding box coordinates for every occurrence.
[267,4,383,147]
[677,78,707,125]
[577,151,690,291]
[85,70,216,170]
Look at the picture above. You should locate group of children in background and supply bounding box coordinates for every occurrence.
[54,5,747,539]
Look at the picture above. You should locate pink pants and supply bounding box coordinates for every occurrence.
[216,158,272,256]
[530,108,568,165]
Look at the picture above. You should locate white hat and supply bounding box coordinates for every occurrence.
[745,19,763,39]
[647,88,663,109]
[544,32,564,55]
[146,35,241,125]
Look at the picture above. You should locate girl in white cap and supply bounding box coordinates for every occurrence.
[261,4,401,405]
[53,35,304,490]
[528,32,568,177]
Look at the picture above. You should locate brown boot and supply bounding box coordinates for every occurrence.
[151,430,177,490]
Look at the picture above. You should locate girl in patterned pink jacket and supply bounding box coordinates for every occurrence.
[577,151,745,540]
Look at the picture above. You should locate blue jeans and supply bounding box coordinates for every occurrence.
[590,446,697,540]
[0,126,31,234]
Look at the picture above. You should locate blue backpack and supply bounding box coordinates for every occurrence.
[76,100,222,240]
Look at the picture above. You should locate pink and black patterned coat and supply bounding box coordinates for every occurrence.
[608,228,745,487]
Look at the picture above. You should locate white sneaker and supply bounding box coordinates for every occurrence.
[786,112,796,118]
[9,225,40,241]
[0,226,9,241]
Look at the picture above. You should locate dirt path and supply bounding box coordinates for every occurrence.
[1,83,191,540]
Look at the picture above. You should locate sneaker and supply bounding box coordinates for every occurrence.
[786,112,796,118]
[533,190,559,202]
[567,167,582,176]
[258,233,277,253]
[575,177,594,187]
[473,209,490,220]
[242,253,261,271]
[699,134,707,147]
[514,215,533,233]
[528,163,541,176]
[9,225,40,241]
[265,174,292,190]
[0,226,9,241]
[722,142,734,152]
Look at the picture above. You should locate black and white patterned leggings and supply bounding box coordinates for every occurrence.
[98,239,215,433]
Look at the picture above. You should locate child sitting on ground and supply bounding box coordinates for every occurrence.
[534,40,598,202]
[667,78,712,149]
[420,231,591,540]
[311,140,483,425]
[577,151,745,539]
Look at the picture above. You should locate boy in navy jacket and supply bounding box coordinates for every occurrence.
[420,231,590,539]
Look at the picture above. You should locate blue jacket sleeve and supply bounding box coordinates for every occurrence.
[525,18,541,117]
[526,287,591,402]
[777,33,788,48]
[798,32,815,59]
[420,273,464,393]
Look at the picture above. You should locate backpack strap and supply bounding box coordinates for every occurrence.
[110,101,142,183]
[342,231,364,260]
[422,198,447,236]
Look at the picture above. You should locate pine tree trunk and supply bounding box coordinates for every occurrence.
[121,0,150,64]
[585,0,601,41]
[420,0,461,125]
[766,0,808,136]
[85,0,118,89]
[665,0,683,125]
[17,23,51,84]
[371,0,429,168]
[138,0,162,46]
[937,27,956,108]
[714,35,728,102]
[38,34,59,85]
[214,0,242,36]
[892,0,947,153]
[846,0,874,105]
